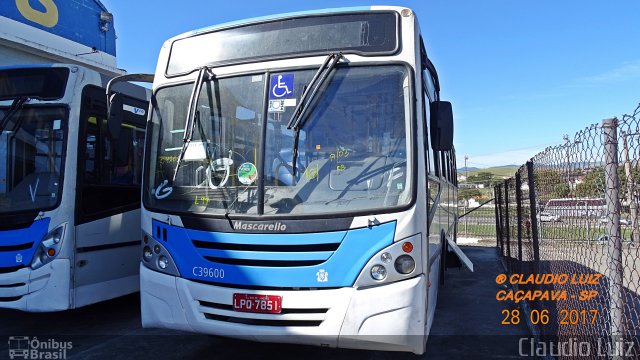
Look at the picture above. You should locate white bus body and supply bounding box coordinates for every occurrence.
[0,64,149,311]
[139,7,463,354]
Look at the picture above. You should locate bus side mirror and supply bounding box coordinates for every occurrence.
[107,93,123,140]
[430,100,454,151]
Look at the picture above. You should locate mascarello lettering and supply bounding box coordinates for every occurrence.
[232,221,287,232]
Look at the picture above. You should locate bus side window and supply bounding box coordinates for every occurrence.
[443,151,449,182]
[77,86,147,223]
[84,117,99,184]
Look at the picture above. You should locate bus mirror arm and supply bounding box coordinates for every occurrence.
[430,100,454,151]
[105,73,155,140]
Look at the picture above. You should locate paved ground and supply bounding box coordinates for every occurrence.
[0,246,529,360]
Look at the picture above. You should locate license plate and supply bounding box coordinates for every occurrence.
[232,293,282,314]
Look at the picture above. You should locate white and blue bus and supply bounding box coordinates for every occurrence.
[0,64,149,311]
[138,6,468,354]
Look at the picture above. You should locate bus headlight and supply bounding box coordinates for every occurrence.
[141,231,180,277]
[158,256,169,270]
[354,233,422,288]
[143,246,153,262]
[370,265,387,281]
[394,255,416,274]
[31,224,66,270]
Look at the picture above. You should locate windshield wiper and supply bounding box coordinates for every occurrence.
[0,97,29,133]
[172,67,211,183]
[286,52,343,179]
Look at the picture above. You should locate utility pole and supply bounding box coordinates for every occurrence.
[465,155,469,180]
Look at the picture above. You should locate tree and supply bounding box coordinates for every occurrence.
[458,188,482,200]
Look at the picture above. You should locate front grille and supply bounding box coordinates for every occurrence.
[0,296,22,302]
[199,301,329,315]
[0,242,34,252]
[192,241,339,252]
[0,265,25,274]
[190,279,341,291]
[198,300,328,327]
[204,313,323,327]
[193,239,340,268]
[203,257,324,267]
[0,283,26,288]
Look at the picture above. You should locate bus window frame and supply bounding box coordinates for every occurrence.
[0,103,69,218]
[144,61,419,221]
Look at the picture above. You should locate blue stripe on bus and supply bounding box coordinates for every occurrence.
[154,219,394,288]
[0,218,50,268]
[190,7,372,36]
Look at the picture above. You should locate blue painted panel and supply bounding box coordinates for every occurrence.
[0,218,50,268]
[154,219,395,288]
[0,0,116,56]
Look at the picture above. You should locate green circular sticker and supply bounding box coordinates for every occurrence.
[237,162,258,185]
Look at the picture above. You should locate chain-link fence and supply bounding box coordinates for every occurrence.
[458,200,498,246]
[495,103,640,359]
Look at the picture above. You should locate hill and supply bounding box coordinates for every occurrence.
[460,165,519,178]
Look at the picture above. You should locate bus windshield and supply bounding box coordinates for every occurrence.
[145,65,411,216]
[0,106,67,214]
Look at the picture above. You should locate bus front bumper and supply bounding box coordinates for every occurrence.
[140,264,427,354]
[0,259,70,312]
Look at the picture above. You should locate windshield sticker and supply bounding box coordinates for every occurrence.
[237,162,258,185]
[269,73,294,99]
[53,119,61,130]
[268,100,285,113]
[251,75,263,83]
[155,180,173,199]
[284,98,297,107]
[123,104,146,116]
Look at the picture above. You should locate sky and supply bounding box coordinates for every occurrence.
[102,0,640,169]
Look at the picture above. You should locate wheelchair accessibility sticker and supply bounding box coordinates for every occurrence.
[269,73,294,99]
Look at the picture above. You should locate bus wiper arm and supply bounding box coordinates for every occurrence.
[0,97,28,133]
[287,53,342,179]
[172,67,210,183]
[287,52,342,131]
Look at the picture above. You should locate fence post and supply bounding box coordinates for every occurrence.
[494,186,500,248]
[504,180,512,271]
[526,161,540,263]
[602,117,625,356]
[515,172,523,264]
[496,185,504,254]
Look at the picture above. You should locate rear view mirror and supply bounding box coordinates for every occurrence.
[430,101,454,151]
[107,93,123,140]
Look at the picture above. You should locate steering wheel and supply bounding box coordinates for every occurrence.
[207,150,234,189]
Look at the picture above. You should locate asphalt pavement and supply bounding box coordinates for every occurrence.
[0,246,530,360]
